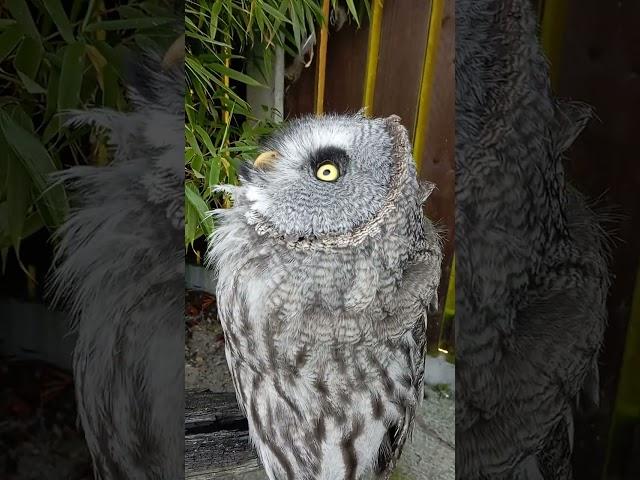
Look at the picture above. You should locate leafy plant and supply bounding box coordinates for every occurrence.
[0,0,180,273]
[184,0,369,255]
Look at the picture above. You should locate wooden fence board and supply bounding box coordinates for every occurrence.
[373,0,432,138]
[185,390,260,479]
[553,0,640,478]
[324,22,370,113]
[418,0,456,350]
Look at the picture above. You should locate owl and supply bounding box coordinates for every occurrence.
[208,113,442,480]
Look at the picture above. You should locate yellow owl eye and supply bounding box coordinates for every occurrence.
[316,162,340,182]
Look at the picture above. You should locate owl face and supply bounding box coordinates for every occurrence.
[238,114,402,238]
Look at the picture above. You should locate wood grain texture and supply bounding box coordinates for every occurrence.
[553,1,640,478]
[418,0,455,352]
[324,21,370,113]
[373,0,432,137]
[185,389,260,479]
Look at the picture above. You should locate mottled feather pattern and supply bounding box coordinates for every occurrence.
[456,1,609,479]
[49,53,184,479]
[208,114,442,479]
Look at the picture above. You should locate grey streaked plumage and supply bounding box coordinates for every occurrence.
[456,0,609,479]
[208,114,442,479]
[49,53,184,479]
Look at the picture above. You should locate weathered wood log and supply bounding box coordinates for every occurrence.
[185,389,261,479]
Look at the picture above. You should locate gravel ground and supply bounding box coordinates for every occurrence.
[185,289,455,480]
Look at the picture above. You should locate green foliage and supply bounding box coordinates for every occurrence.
[185,0,369,251]
[0,0,178,272]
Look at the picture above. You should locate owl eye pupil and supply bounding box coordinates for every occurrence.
[315,161,340,182]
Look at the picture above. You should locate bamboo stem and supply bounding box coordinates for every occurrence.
[314,0,331,115]
[413,0,445,173]
[362,0,384,115]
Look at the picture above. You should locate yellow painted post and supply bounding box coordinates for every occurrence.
[412,0,452,356]
[314,0,331,115]
[361,0,384,115]
[412,0,445,174]
[540,0,568,89]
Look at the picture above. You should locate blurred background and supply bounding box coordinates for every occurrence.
[530,0,640,478]
[0,1,180,478]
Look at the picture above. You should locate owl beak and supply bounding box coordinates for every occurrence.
[162,34,185,69]
[254,151,279,170]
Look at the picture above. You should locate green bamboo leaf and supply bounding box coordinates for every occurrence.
[45,67,60,119]
[58,42,85,110]
[85,44,107,91]
[43,0,75,43]
[289,2,301,51]
[7,0,41,43]
[5,103,33,131]
[185,200,198,247]
[0,19,18,29]
[14,35,43,79]
[0,110,68,227]
[42,117,60,144]
[207,63,263,87]
[209,156,221,187]
[185,182,213,236]
[261,3,289,24]
[84,17,175,32]
[194,125,218,157]
[102,64,120,108]
[191,153,203,173]
[185,128,204,158]
[0,25,24,64]
[16,70,46,94]
[345,0,360,26]
[209,1,222,41]
[7,154,30,251]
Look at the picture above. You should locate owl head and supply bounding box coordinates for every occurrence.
[231,113,431,241]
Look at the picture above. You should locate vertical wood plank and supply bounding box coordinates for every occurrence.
[285,21,370,117]
[324,22,370,113]
[418,0,455,352]
[553,1,640,478]
[373,0,432,137]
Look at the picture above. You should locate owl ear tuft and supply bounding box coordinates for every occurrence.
[418,181,436,203]
[385,114,402,125]
[384,114,411,153]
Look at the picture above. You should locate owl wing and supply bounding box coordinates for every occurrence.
[375,312,428,479]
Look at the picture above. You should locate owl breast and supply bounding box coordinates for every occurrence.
[222,304,426,480]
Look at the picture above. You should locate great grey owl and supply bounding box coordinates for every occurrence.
[456,0,609,478]
[208,113,442,479]
[48,44,184,478]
